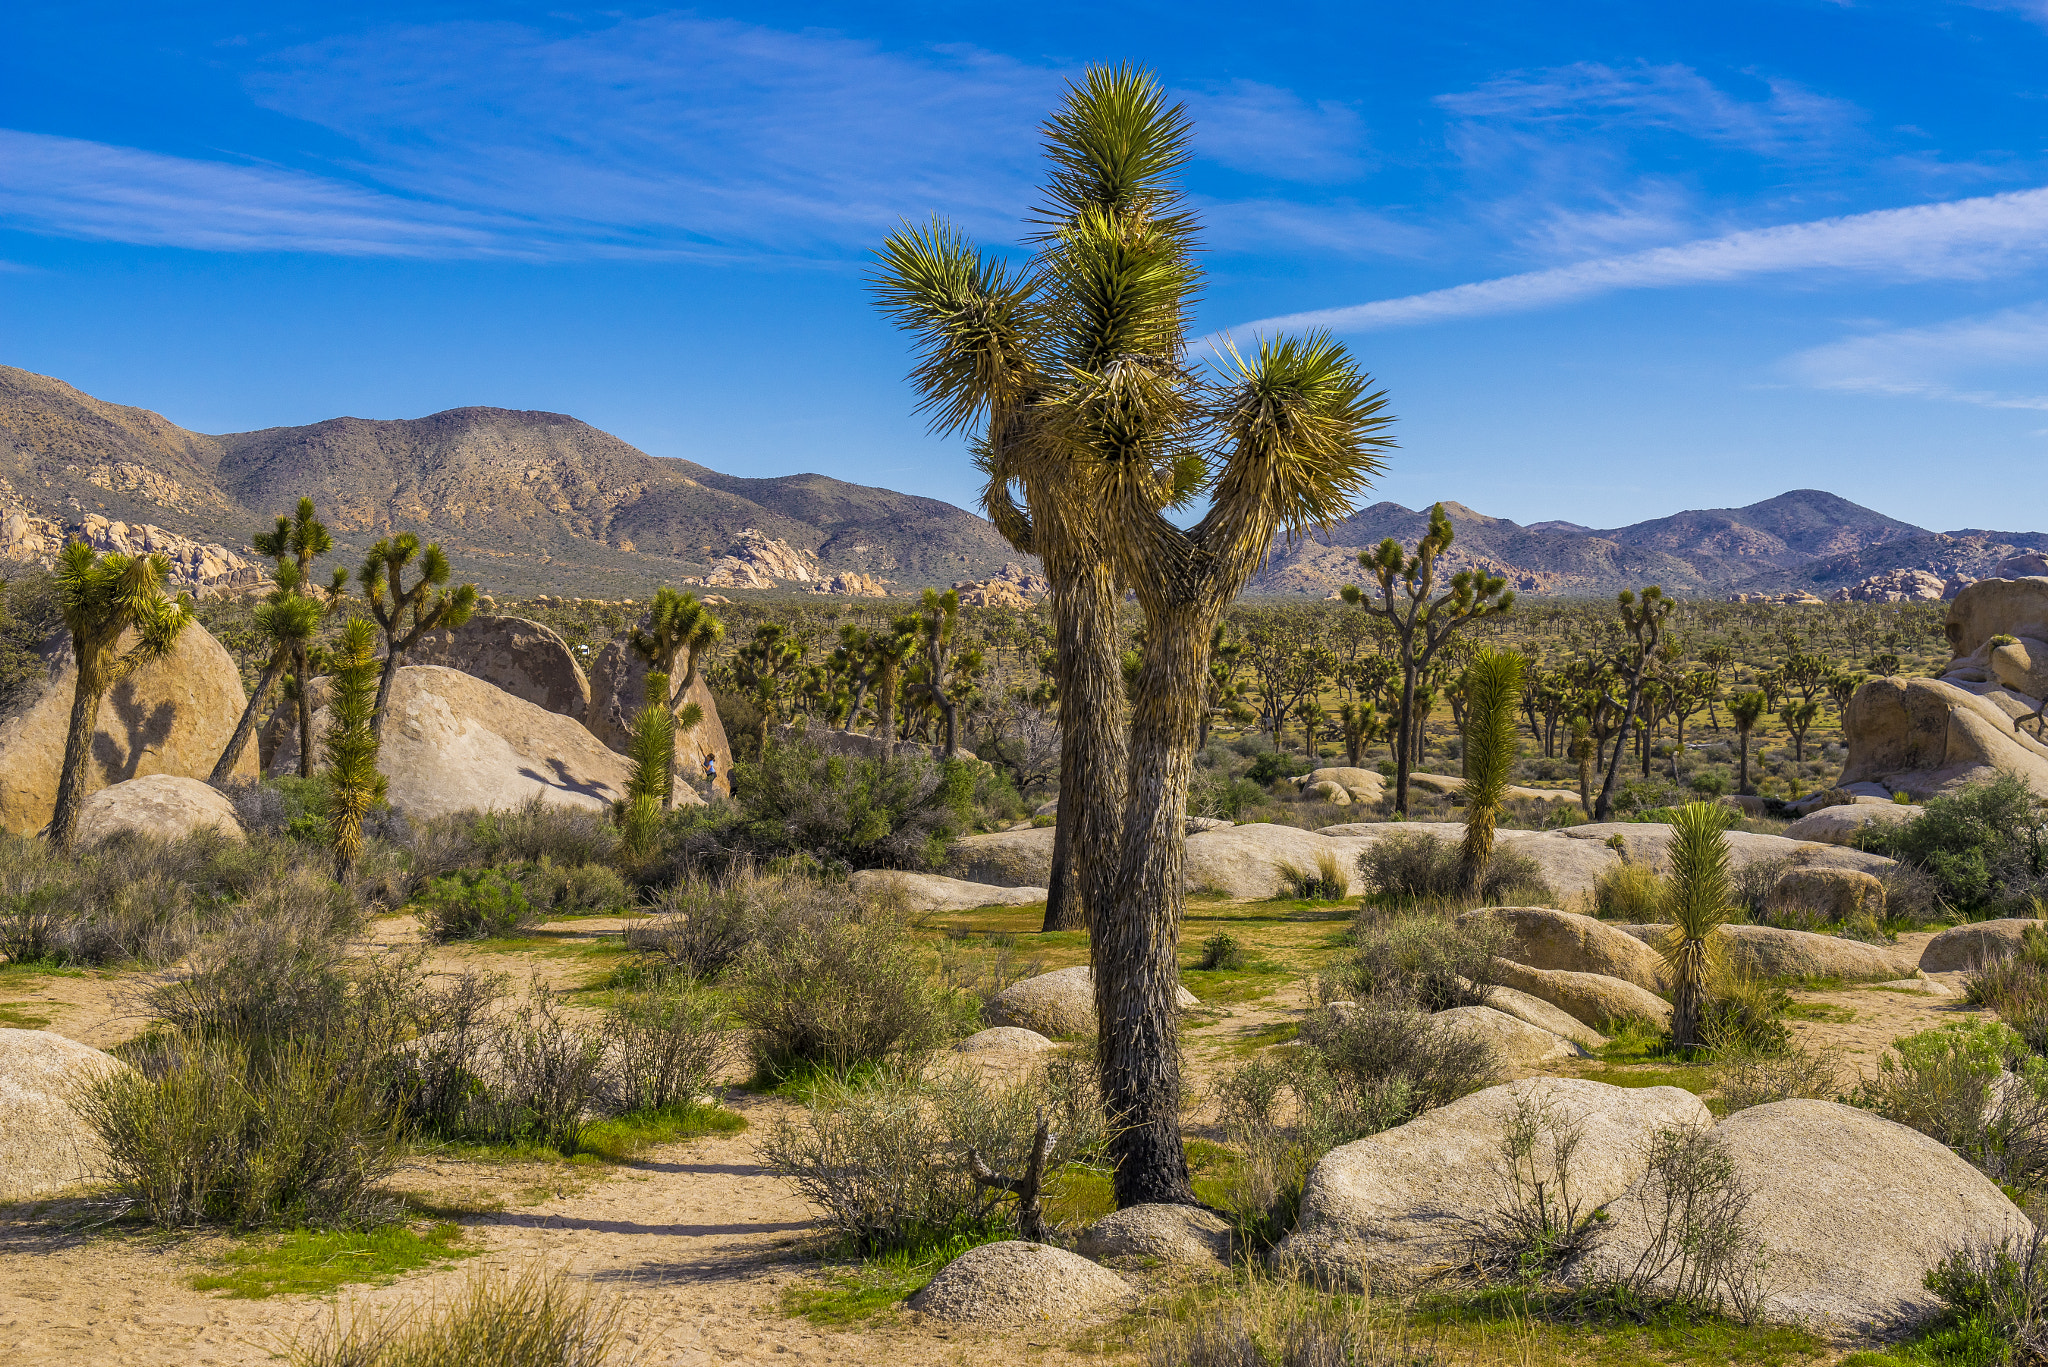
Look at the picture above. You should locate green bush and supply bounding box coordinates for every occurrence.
[1328,908,1507,1012]
[1245,751,1310,786]
[76,1031,403,1230]
[710,741,975,871]
[624,866,842,979]
[733,896,959,1080]
[602,978,734,1114]
[466,798,623,869]
[1355,831,1553,906]
[1188,773,1268,821]
[1593,861,1666,921]
[1199,933,1247,971]
[1913,1229,2048,1367]
[521,860,630,916]
[1966,923,2048,1057]
[1855,773,2048,915]
[415,869,538,941]
[1855,1020,2048,1201]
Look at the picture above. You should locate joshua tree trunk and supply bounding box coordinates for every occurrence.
[210,649,291,786]
[1394,670,1418,807]
[1042,557,1127,932]
[295,643,315,780]
[48,679,104,852]
[1097,599,1212,1208]
[373,648,404,738]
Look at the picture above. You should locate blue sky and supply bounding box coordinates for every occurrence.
[6,2,2048,533]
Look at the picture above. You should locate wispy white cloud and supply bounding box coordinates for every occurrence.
[1437,60,1858,158]
[1179,80,1370,182]
[0,129,512,256]
[1785,304,2048,409]
[1197,197,1436,259]
[1228,184,2048,334]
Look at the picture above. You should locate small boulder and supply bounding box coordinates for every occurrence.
[1430,1005,1582,1074]
[1463,907,1671,993]
[1766,868,1887,923]
[1567,1099,2034,1336]
[1780,803,1922,846]
[1873,978,1950,996]
[0,1028,133,1199]
[1715,924,1918,981]
[1481,984,1609,1052]
[849,870,1048,912]
[908,1241,1134,1323]
[1305,780,1352,805]
[1991,636,2048,701]
[984,966,1199,1038]
[943,826,1058,887]
[74,774,244,846]
[1280,1078,1710,1286]
[1491,959,1673,1033]
[1076,1204,1232,1269]
[1306,766,1387,804]
[1184,824,1358,899]
[954,1027,1054,1054]
[1920,918,2046,973]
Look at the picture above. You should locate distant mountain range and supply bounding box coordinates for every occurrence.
[1251,491,2048,598]
[4,363,2041,600]
[0,365,1021,596]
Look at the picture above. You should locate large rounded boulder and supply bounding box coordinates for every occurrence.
[1279,1078,1710,1286]
[942,826,1058,887]
[0,622,255,836]
[908,1241,1134,1322]
[74,774,243,846]
[1839,676,2048,800]
[1429,1005,1582,1074]
[1920,918,2045,973]
[1491,960,1673,1033]
[406,613,591,718]
[0,1028,133,1199]
[848,869,1048,912]
[585,638,732,798]
[271,665,656,819]
[1567,1099,2033,1337]
[1464,907,1671,993]
[1780,802,1922,846]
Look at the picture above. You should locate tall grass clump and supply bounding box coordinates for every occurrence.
[1660,803,1734,1051]
[1357,830,1553,908]
[1592,861,1665,922]
[1325,907,1507,1012]
[1967,922,2048,1057]
[291,1265,621,1367]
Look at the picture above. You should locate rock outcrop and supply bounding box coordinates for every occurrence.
[0,622,256,836]
[984,966,1199,1038]
[1919,917,2045,972]
[908,1241,1134,1323]
[848,870,1049,912]
[1483,984,1608,1051]
[1780,802,1921,845]
[406,614,591,719]
[1302,767,1386,804]
[1838,676,2048,799]
[273,665,656,819]
[690,528,816,588]
[0,508,265,597]
[0,1029,133,1199]
[808,571,889,597]
[584,638,732,797]
[1491,960,1673,1032]
[1567,1100,2033,1337]
[1767,867,1886,922]
[1281,1078,1710,1286]
[944,826,1060,887]
[75,774,244,845]
[1430,1005,1581,1073]
[1464,907,1672,993]
[951,563,1049,608]
[1828,569,1947,603]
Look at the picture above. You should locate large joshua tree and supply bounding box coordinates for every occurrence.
[359,533,478,739]
[1341,505,1514,813]
[630,587,725,805]
[47,544,193,851]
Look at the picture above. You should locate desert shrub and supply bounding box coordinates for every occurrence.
[0,828,359,967]
[489,984,611,1154]
[1215,1001,1496,1247]
[1612,777,1690,816]
[466,797,622,870]
[521,861,630,916]
[1697,973,1793,1056]
[1245,751,1310,786]
[1465,1089,1608,1281]
[391,971,509,1139]
[1592,862,1665,921]
[414,869,539,941]
[1326,908,1507,1012]
[936,931,1047,1008]
[1188,773,1267,821]
[290,1265,621,1367]
[1915,1229,2048,1367]
[1856,773,2048,915]
[1356,831,1553,905]
[77,1030,403,1229]
[1200,933,1248,971]
[623,866,843,980]
[1278,850,1349,901]
[1716,1039,1841,1112]
[1967,923,2048,1057]
[733,895,957,1080]
[602,977,734,1114]
[761,1063,1103,1251]
[1856,1020,2048,1200]
[721,741,976,871]
[1595,1124,1771,1323]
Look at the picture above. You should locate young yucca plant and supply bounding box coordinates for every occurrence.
[1661,801,1734,1050]
[1459,648,1526,893]
[619,670,676,858]
[323,616,386,879]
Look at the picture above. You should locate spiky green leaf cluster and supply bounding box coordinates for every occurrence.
[323,615,386,876]
[1458,648,1526,885]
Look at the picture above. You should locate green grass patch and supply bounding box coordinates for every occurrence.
[1784,1001,1856,1023]
[577,1102,746,1160]
[1417,1286,1830,1367]
[1573,1063,1715,1094]
[0,1000,54,1028]
[1041,1141,1240,1229]
[781,1226,1010,1325]
[1179,963,1292,1006]
[189,1221,475,1299]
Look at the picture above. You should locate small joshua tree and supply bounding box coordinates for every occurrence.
[1779,698,1820,764]
[1729,691,1767,795]
[1339,699,1382,768]
[1568,716,1596,817]
[1662,802,1732,1051]
[359,533,478,738]
[1592,586,1674,820]
[630,587,724,805]
[1459,648,1526,891]
[324,616,386,879]
[905,587,984,759]
[48,543,192,851]
[620,670,676,856]
[255,499,346,779]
